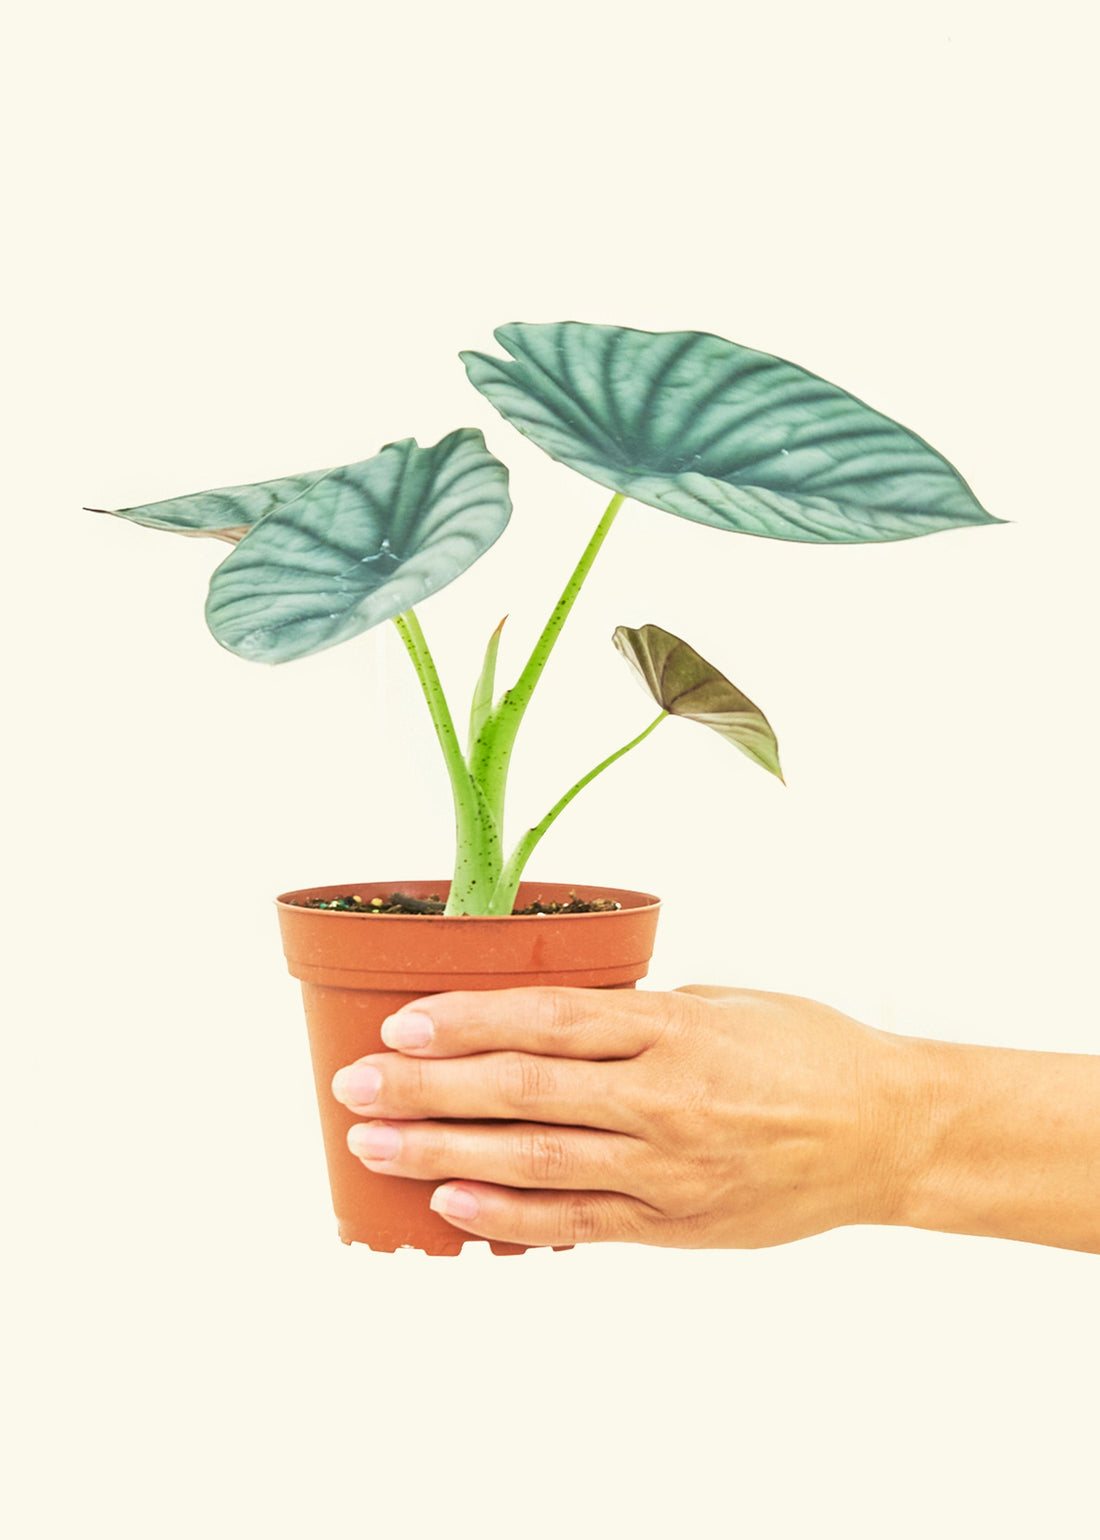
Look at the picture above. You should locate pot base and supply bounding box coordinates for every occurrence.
[338,1226,574,1257]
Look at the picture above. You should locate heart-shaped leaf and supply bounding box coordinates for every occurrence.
[201,430,511,663]
[613,623,783,780]
[462,323,1002,544]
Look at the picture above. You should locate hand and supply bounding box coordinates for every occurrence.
[330,985,927,1249]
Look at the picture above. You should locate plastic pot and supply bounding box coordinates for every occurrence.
[276,879,661,1256]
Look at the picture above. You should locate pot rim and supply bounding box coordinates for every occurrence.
[275,878,661,920]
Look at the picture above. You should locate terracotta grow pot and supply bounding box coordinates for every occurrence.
[276,879,661,1256]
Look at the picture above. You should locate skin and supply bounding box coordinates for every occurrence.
[330,986,1100,1254]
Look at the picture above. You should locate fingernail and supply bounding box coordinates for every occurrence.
[381,1010,434,1049]
[348,1123,401,1161]
[430,1185,480,1221]
[332,1063,382,1107]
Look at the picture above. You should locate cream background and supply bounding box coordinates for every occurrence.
[5,2,1098,1536]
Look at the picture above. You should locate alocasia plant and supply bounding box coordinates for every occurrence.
[92,322,1001,914]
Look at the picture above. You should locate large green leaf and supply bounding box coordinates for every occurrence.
[198,430,511,663]
[462,323,1002,544]
[614,623,783,780]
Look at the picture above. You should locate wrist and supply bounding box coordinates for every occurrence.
[878,1035,968,1233]
[857,1031,947,1228]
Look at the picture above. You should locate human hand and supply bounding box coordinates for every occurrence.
[330,985,929,1249]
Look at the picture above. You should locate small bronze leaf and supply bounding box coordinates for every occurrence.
[613,623,784,781]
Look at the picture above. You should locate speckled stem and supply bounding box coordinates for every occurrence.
[468,492,625,826]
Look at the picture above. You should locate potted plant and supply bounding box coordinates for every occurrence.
[92,321,1001,1255]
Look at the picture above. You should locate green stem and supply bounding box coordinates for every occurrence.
[488,711,668,915]
[391,610,500,913]
[469,492,625,823]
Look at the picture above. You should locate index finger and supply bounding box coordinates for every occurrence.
[379,986,668,1059]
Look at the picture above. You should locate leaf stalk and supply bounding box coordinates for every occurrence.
[487,711,668,914]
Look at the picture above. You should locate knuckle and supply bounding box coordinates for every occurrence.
[497,1051,554,1112]
[518,1125,571,1184]
[565,1195,612,1244]
[635,1131,715,1218]
[664,992,713,1049]
[533,988,580,1048]
[637,1057,713,1141]
[674,983,734,1002]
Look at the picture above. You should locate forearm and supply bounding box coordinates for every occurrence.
[891,1037,1100,1253]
